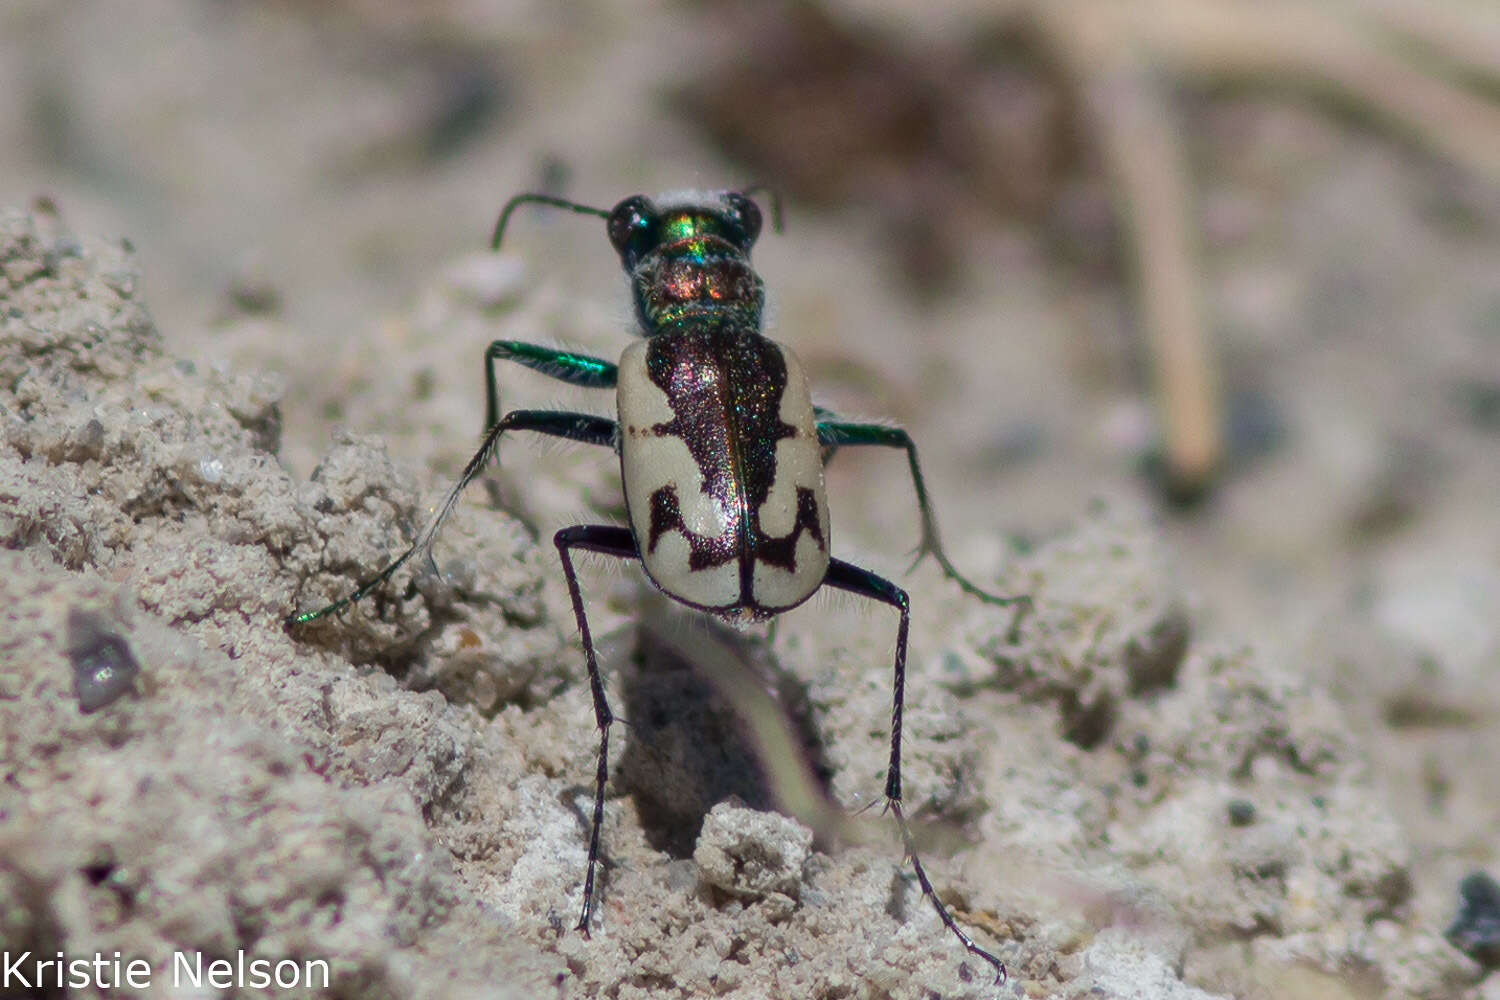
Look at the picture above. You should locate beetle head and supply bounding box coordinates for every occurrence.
[607,192,764,272]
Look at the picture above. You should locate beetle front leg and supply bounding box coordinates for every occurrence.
[485,340,618,434]
[553,523,640,935]
[816,416,1029,619]
[823,558,1007,983]
[286,410,617,627]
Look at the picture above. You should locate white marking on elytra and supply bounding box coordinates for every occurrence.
[750,344,829,610]
[645,530,741,606]
[756,351,818,538]
[752,530,827,607]
[617,340,740,605]
[756,436,805,538]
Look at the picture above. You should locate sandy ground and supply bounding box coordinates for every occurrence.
[2,2,1498,998]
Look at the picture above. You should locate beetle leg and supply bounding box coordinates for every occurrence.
[286,410,617,626]
[812,405,841,467]
[815,417,1029,619]
[553,523,639,936]
[823,558,1007,983]
[485,340,618,434]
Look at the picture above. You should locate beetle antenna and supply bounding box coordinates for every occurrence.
[740,185,785,234]
[491,193,612,250]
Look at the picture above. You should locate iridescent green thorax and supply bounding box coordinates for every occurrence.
[631,232,764,336]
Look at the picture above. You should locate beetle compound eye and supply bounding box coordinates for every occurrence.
[608,195,653,254]
[726,192,762,245]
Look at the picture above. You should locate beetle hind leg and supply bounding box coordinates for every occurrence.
[484,340,618,438]
[822,558,1008,982]
[554,523,640,934]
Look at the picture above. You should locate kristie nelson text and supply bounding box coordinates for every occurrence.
[2,951,331,991]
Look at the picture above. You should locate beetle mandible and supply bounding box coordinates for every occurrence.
[289,189,1029,979]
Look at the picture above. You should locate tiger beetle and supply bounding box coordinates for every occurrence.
[288,188,1028,980]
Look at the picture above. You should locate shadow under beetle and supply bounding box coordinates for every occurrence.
[289,188,1028,980]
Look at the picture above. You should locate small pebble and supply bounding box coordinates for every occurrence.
[694,802,812,901]
[66,609,141,713]
[1446,871,1500,968]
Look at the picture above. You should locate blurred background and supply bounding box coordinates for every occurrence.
[2,0,1497,959]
